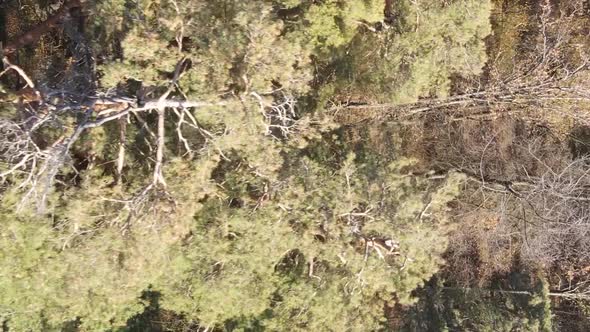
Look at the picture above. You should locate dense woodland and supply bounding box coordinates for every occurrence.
[1,0,590,331]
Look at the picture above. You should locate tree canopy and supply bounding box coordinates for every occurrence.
[4,0,590,331]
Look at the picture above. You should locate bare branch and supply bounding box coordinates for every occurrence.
[116,117,127,183]
[153,108,167,187]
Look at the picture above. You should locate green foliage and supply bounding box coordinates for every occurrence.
[0,0,500,330]
[99,0,312,98]
[301,0,383,54]
[327,0,492,103]
[0,204,185,330]
[100,29,177,86]
[401,275,553,332]
[0,160,217,330]
[154,154,463,330]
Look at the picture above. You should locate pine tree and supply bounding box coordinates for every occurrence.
[154,154,464,330]
[0,0,497,330]
[326,0,492,104]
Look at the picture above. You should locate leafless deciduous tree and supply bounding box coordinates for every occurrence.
[442,149,590,295]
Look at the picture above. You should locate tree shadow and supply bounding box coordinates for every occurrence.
[117,288,200,332]
[118,289,164,332]
[569,126,590,159]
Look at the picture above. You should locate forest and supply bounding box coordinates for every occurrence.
[0,0,589,331]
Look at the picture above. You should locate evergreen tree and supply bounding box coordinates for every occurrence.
[0,0,500,330]
[400,275,553,332]
[155,155,464,330]
[326,0,492,104]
